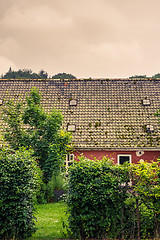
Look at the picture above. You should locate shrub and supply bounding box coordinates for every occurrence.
[66,156,130,239]
[66,157,160,239]
[37,172,68,203]
[0,147,42,240]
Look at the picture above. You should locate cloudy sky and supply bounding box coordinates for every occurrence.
[0,0,160,78]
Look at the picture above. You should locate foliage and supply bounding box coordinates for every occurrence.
[66,157,160,239]
[37,172,68,203]
[52,72,76,79]
[0,147,42,240]
[1,87,72,183]
[1,68,48,79]
[129,160,160,239]
[129,75,147,79]
[1,68,76,79]
[152,73,160,78]
[38,69,48,79]
[66,156,130,240]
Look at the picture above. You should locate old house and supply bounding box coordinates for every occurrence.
[0,78,160,166]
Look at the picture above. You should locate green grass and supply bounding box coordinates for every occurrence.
[29,202,69,240]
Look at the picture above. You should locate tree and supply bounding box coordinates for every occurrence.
[152,73,160,78]
[52,72,76,79]
[1,87,72,183]
[1,68,49,79]
[129,75,147,79]
[39,69,48,79]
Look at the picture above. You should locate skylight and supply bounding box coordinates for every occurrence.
[67,124,76,132]
[143,99,151,106]
[146,124,154,132]
[69,99,77,106]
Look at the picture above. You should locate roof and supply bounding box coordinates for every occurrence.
[0,78,160,150]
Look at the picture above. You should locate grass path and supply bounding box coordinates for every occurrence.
[29,202,69,240]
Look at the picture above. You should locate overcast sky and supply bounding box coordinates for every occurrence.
[0,0,160,78]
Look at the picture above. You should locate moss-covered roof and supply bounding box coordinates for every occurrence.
[0,78,160,150]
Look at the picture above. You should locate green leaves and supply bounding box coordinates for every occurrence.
[66,157,160,239]
[1,87,72,183]
[0,148,42,240]
[66,157,130,239]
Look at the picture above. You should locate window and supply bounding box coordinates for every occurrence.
[142,99,150,106]
[117,154,132,165]
[69,99,77,106]
[67,124,76,132]
[65,154,74,171]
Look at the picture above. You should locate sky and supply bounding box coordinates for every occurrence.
[0,0,160,78]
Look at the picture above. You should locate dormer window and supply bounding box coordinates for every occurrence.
[69,99,77,106]
[146,125,154,132]
[143,99,151,106]
[0,99,3,105]
[67,124,76,132]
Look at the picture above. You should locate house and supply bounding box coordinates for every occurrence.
[0,78,160,166]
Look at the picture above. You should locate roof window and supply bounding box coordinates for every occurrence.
[143,99,151,106]
[146,124,154,132]
[69,99,77,106]
[0,99,3,105]
[67,124,76,132]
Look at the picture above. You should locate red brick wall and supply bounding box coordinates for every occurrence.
[73,150,160,164]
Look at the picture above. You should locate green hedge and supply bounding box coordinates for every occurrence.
[66,157,130,239]
[0,148,42,240]
[66,157,160,239]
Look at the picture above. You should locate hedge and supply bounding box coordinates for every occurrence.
[66,156,160,240]
[0,148,42,240]
[66,156,130,239]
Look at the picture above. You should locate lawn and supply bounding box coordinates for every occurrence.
[30,202,69,240]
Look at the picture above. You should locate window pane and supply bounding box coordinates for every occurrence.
[119,156,129,164]
[68,161,73,167]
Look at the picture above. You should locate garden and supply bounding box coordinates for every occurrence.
[0,88,160,240]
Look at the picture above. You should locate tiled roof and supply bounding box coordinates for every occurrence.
[0,78,160,150]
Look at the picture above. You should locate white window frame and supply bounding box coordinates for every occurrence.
[117,154,132,165]
[65,153,74,171]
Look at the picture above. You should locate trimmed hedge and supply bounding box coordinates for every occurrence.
[0,148,41,240]
[66,157,160,239]
[66,157,130,239]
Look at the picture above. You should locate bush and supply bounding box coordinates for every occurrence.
[66,156,130,239]
[37,172,68,203]
[0,147,42,240]
[66,157,160,239]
